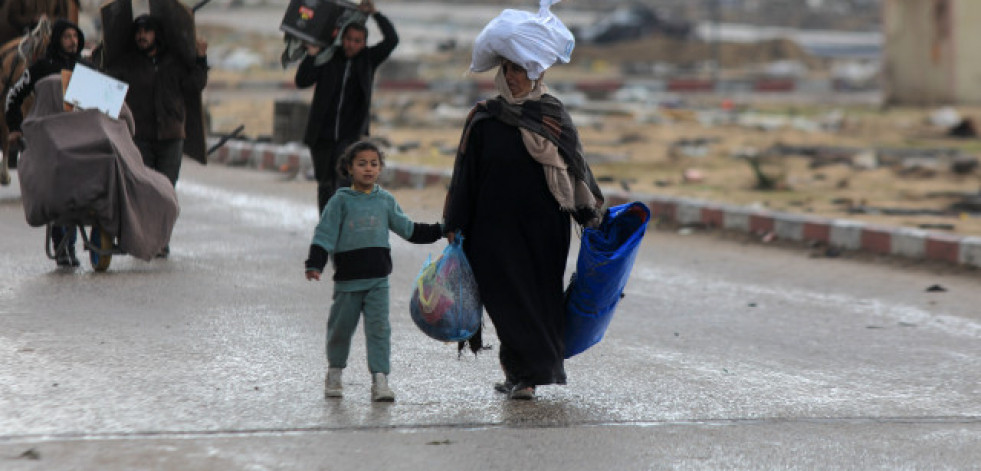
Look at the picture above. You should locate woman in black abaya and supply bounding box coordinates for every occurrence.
[443,58,604,399]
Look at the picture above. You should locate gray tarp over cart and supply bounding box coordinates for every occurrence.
[17,75,179,261]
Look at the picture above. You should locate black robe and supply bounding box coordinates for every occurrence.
[444,115,570,387]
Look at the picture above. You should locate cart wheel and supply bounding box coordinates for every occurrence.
[89,226,113,272]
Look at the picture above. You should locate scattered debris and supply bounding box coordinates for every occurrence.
[396,140,421,153]
[742,155,781,190]
[950,155,979,175]
[16,448,40,460]
[681,168,705,184]
[669,137,720,159]
[949,195,981,213]
[948,118,978,138]
[573,4,692,45]
[918,223,956,231]
[851,149,878,169]
[929,107,961,128]
[847,206,950,217]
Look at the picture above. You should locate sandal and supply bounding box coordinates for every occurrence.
[508,384,535,400]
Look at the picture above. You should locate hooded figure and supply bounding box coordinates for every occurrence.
[103,12,208,187]
[103,12,208,258]
[130,13,163,53]
[4,18,89,268]
[5,18,86,135]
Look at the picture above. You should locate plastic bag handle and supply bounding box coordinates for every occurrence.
[539,0,561,16]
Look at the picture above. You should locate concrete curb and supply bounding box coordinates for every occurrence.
[5,139,976,269]
[601,190,981,269]
[206,138,453,189]
[210,139,981,270]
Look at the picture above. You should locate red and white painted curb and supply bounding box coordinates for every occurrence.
[207,138,452,189]
[210,139,981,269]
[602,190,981,269]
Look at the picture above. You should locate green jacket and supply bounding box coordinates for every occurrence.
[306,185,442,289]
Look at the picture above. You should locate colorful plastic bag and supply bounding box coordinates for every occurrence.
[469,0,575,80]
[564,202,651,358]
[410,232,482,342]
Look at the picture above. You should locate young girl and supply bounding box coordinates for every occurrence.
[305,140,443,402]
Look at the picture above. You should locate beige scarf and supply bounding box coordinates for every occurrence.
[495,68,596,224]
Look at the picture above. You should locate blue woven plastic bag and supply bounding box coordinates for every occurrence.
[564,202,651,358]
[410,232,482,342]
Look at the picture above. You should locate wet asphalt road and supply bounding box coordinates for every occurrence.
[0,164,980,470]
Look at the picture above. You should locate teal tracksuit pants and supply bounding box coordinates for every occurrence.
[326,283,391,375]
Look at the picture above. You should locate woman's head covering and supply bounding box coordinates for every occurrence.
[469,0,575,80]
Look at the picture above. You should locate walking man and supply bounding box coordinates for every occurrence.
[105,14,208,257]
[294,0,398,212]
[5,18,87,267]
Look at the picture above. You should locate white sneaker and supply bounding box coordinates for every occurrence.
[325,367,343,398]
[371,372,395,402]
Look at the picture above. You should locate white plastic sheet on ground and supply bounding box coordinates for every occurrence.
[469,0,575,80]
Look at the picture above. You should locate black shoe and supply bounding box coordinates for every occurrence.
[493,380,514,394]
[55,252,78,268]
[156,245,170,259]
[55,253,73,267]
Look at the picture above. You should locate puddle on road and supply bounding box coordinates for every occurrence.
[178,180,319,231]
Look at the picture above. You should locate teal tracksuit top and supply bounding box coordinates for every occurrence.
[306,185,442,291]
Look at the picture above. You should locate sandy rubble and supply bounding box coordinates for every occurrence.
[198,22,981,237]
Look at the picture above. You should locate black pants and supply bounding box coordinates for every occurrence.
[135,138,183,187]
[51,225,77,251]
[311,138,353,213]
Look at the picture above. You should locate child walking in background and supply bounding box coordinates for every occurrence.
[305,140,443,402]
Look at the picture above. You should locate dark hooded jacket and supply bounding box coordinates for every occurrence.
[294,12,398,147]
[105,15,208,141]
[4,19,88,132]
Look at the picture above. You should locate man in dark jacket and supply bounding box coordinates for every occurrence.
[106,14,208,189]
[105,14,208,258]
[5,18,87,267]
[294,0,398,212]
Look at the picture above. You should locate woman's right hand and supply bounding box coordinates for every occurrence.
[305,270,321,281]
[445,232,455,244]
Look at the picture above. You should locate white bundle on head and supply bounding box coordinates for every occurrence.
[469,0,575,80]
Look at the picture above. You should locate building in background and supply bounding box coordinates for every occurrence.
[882,0,981,105]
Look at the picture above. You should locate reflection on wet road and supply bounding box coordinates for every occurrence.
[1,164,979,469]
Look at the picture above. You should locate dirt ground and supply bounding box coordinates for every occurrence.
[207,84,981,236]
[200,23,981,237]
